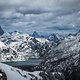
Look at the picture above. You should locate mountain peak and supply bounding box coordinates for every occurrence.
[48,33,64,42]
[0,26,4,36]
[31,31,40,38]
[77,29,80,34]
[73,29,80,36]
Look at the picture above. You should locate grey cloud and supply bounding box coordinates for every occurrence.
[47,24,75,31]
[0,0,80,35]
[17,8,50,15]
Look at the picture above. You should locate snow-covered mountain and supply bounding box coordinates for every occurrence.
[0,31,49,62]
[41,30,80,79]
[0,30,80,63]
[48,33,64,42]
[0,62,42,80]
[0,30,80,79]
[66,29,80,40]
[0,41,6,49]
[30,31,64,43]
[0,30,80,62]
[30,31,49,38]
[31,31,40,38]
[54,30,80,57]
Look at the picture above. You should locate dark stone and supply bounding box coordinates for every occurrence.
[0,26,4,36]
[0,70,7,80]
[31,31,40,38]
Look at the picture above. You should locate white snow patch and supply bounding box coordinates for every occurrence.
[0,63,42,80]
[0,41,6,49]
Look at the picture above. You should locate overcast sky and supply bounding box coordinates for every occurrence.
[0,0,80,35]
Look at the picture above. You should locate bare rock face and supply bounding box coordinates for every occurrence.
[0,26,4,36]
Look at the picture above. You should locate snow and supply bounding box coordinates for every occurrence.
[36,38,49,43]
[0,62,65,80]
[1,31,80,79]
[0,63,42,80]
[0,41,6,49]
[48,33,64,42]
[9,41,22,50]
[0,32,43,61]
[0,63,27,80]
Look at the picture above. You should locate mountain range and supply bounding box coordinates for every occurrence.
[1,26,80,79]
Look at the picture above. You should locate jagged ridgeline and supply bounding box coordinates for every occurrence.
[0,28,80,79]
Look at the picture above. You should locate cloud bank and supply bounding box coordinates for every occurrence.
[0,0,80,35]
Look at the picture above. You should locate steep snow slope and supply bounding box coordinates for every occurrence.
[0,63,42,80]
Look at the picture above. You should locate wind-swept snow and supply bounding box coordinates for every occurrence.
[0,63,42,80]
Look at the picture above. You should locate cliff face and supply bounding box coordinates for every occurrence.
[0,26,4,35]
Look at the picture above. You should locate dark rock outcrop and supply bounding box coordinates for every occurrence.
[31,31,40,38]
[0,26,4,36]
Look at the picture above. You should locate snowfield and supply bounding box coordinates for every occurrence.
[0,63,42,80]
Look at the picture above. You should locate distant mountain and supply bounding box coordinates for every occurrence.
[68,29,80,37]
[66,29,80,40]
[0,30,80,80]
[0,31,50,61]
[0,26,4,36]
[31,31,40,38]
[74,29,80,36]
[48,33,64,42]
[1,29,80,79]
[30,31,49,38]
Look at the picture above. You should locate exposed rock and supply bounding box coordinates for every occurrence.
[0,26,4,36]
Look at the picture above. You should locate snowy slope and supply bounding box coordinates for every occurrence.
[0,63,42,80]
[41,30,80,76]
[0,41,6,49]
[0,63,65,80]
[36,38,49,43]
[0,32,49,62]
